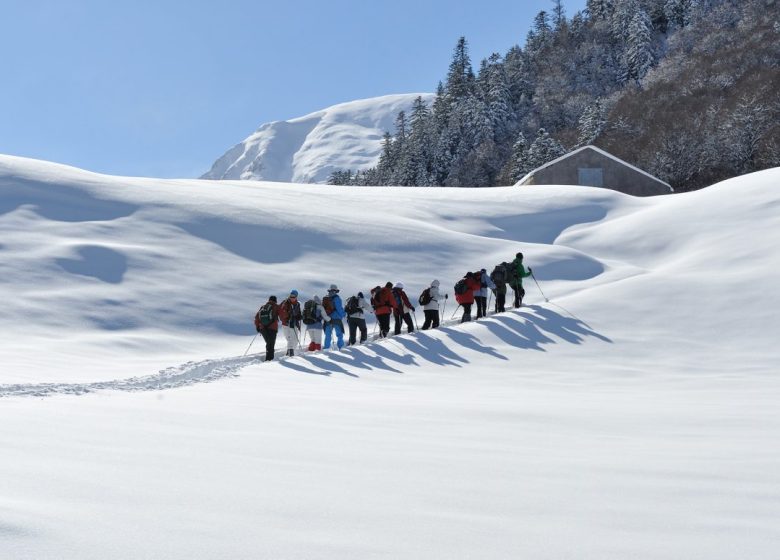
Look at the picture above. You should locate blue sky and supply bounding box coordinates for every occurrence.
[1,0,585,178]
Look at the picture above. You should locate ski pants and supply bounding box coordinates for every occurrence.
[377,313,391,338]
[348,317,367,345]
[282,325,300,355]
[475,296,487,318]
[394,311,414,335]
[422,309,440,330]
[512,286,526,308]
[308,327,322,346]
[461,303,473,323]
[260,328,277,361]
[324,319,345,350]
[495,291,506,313]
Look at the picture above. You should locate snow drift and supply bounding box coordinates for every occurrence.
[1,154,779,559]
[201,93,434,183]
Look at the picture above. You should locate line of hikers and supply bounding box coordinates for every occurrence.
[252,252,533,361]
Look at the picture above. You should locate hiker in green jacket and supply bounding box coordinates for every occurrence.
[509,252,533,308]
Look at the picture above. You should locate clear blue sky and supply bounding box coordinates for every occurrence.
[1,0,585,178]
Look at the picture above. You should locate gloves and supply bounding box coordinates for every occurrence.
[445,293,449,299]
[528,267,533,274]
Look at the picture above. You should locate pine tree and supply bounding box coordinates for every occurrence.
[627,8,655,84]
[577,99,607,146]
[525,128,567,171]
[446,37,475,100]
[509,132,530,182]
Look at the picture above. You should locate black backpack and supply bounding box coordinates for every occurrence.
[418,288,432,306]
[302,300,319,324]
[345,295,360,315]
[454,279,468,295]
[491,265,506,284]
[258,303,276,327]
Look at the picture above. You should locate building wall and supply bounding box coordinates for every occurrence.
[520,149,671,196]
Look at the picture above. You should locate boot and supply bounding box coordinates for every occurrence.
[286,349,294,357]
[315,344,322,351]
[308,341,317,351]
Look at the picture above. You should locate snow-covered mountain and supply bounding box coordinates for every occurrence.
[1,154,779,558]
[201,93,433,183]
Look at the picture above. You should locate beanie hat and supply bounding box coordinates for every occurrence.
[269,295,277,302]
[290,289,299,297]
[431,279,440,287]
[516,252,523,259]
[358,292,364,298]
[385,282,393,288]
[313,295,321,304]
[395,282,404,289]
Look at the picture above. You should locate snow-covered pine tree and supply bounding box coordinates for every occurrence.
[577,99,607,146]
[627,8,656,84]
[509,132,530,182]
[525,128,567,171]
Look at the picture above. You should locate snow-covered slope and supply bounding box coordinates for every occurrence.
[1,154,779,559]
[201,93,433,183]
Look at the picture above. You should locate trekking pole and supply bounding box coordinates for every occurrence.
[293,325,303,351]
[450,304,461,320]
[412,310,419,331]
[487,292,492,315]
[441,295,447,319]
[531,272,549,303]
[243,333,259,357]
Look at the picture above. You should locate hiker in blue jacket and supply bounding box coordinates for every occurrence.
[323,284,346,350]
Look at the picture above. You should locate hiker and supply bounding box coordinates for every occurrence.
[278,289,302,356]
[490,262,510,313]
[392,282,415,335]
[345,291,372,345]
[455,272,481,323]
[302,295,328,351]
[420,279,445,330]
[322,284,346,350]
[254,295,279,361]
[371,282,396,338]
[474,268,496,319]
[509,252,533,308]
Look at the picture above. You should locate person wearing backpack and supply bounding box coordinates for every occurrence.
[303,295,329,351]
[420,279,445,330]
[371,282,396,338]
[346,292,372,345]
[455,272,481,323]
[490,262,509,313]
[509,252,533,308]
[254,295,279,361]
[474,268,496,319]
[278,289,303,357]
[392,282,415,335]
[322,284,346,350]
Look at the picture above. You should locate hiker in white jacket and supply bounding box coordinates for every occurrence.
[421,279,446,330]
[474,269,496,319]
[347,292,373,345]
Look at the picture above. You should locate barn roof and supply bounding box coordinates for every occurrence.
[516,145,673,191]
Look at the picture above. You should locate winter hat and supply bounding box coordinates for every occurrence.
[329,284,339,292]
[431,279,440,287]
[290,289,299,297]
[481,268,486,273]
[516,252,524,259]
[385,282,393,288]
[269,295,277,302]
[313,295,321,304]
[395,282,404,289]
[358,292,364,298]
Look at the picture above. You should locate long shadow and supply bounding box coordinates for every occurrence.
[300,355,360,378]
[438,327,509,361]
[480,316,550,352]
[277,359,332,377]
[327,348,404,374]
[368,341,419,367]
[392,333,468,367]
[520,305,612,345]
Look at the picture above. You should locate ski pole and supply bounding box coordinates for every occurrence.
[531,272,549,302]
[243,333,259,357]
[487,291,492,316]
[412,310,419,331]
[441,294,447,319]
[450,304,461,320]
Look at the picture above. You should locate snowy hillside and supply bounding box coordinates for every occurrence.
[201,93,433,183]
[1,154,779,559]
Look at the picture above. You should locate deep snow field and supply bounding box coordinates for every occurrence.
[1,154,779,559]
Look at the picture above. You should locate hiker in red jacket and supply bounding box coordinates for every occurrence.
[371,282,396,338]
[391,282,415,335]
[455,272,481,323]
[254,296,279,361]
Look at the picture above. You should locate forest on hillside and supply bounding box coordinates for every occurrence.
[329,0,780,192]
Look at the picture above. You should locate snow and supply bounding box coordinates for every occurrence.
[1,153,780,558]
[201,93,434,183]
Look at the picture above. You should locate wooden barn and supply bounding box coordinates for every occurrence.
[515,145,673,196]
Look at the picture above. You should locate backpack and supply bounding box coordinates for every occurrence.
[393,289,403,309]
[302,300,319,325]
[491,265,506,284]
[454,278,468,295]
[418,287,432,306]
[370,287,381,309]
[345,295,360,315]
[255,303,275,330]
[322,295,335,315]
